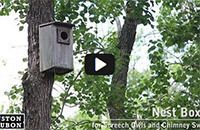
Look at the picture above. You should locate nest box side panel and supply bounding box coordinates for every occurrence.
[39,25,55,72]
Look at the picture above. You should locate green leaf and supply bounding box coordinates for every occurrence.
[19,26,24,31]
[148,45,156,53]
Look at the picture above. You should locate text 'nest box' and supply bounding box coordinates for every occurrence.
[39,22,75,75]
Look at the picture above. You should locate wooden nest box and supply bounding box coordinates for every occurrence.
[39,22,75,75]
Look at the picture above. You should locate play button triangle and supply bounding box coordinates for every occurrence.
[95,57,107,71]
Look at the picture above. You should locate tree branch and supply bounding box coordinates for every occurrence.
[53,68,83,127]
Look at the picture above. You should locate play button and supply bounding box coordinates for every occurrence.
[95,57,107,71]
[85,54,115,75]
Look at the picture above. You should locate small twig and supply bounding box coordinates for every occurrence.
[53,69,83,129]
[115,17,122,37]
[168,62,200,69]
[64,120,103,129]
[64,103,79,108]
[164,49,183,63]
[143,31,160,38]
[60,69,82,115]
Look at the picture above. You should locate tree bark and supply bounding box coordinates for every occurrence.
[22,0,54,130]
[107,16,137,129]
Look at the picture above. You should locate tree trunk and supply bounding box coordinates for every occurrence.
[107,17,137,129]
[22,0,54,130]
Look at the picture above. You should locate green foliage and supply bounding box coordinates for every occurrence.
[125,70,152,118]
[158,0,200,49]
[54,0,124,23]
[4,85,23,113]
[142,0,200,120]
[52,111,110,130]
[126,0,155,26]
[3,0,200,129]
[117,0,200,122]
[0,0,28,30]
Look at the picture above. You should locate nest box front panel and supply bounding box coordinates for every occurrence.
[39,22,74,75]
[57,27,70,45]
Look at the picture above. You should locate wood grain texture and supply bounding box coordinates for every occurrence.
[39,24,73,75]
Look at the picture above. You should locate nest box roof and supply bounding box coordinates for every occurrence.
[40,21,75,28]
